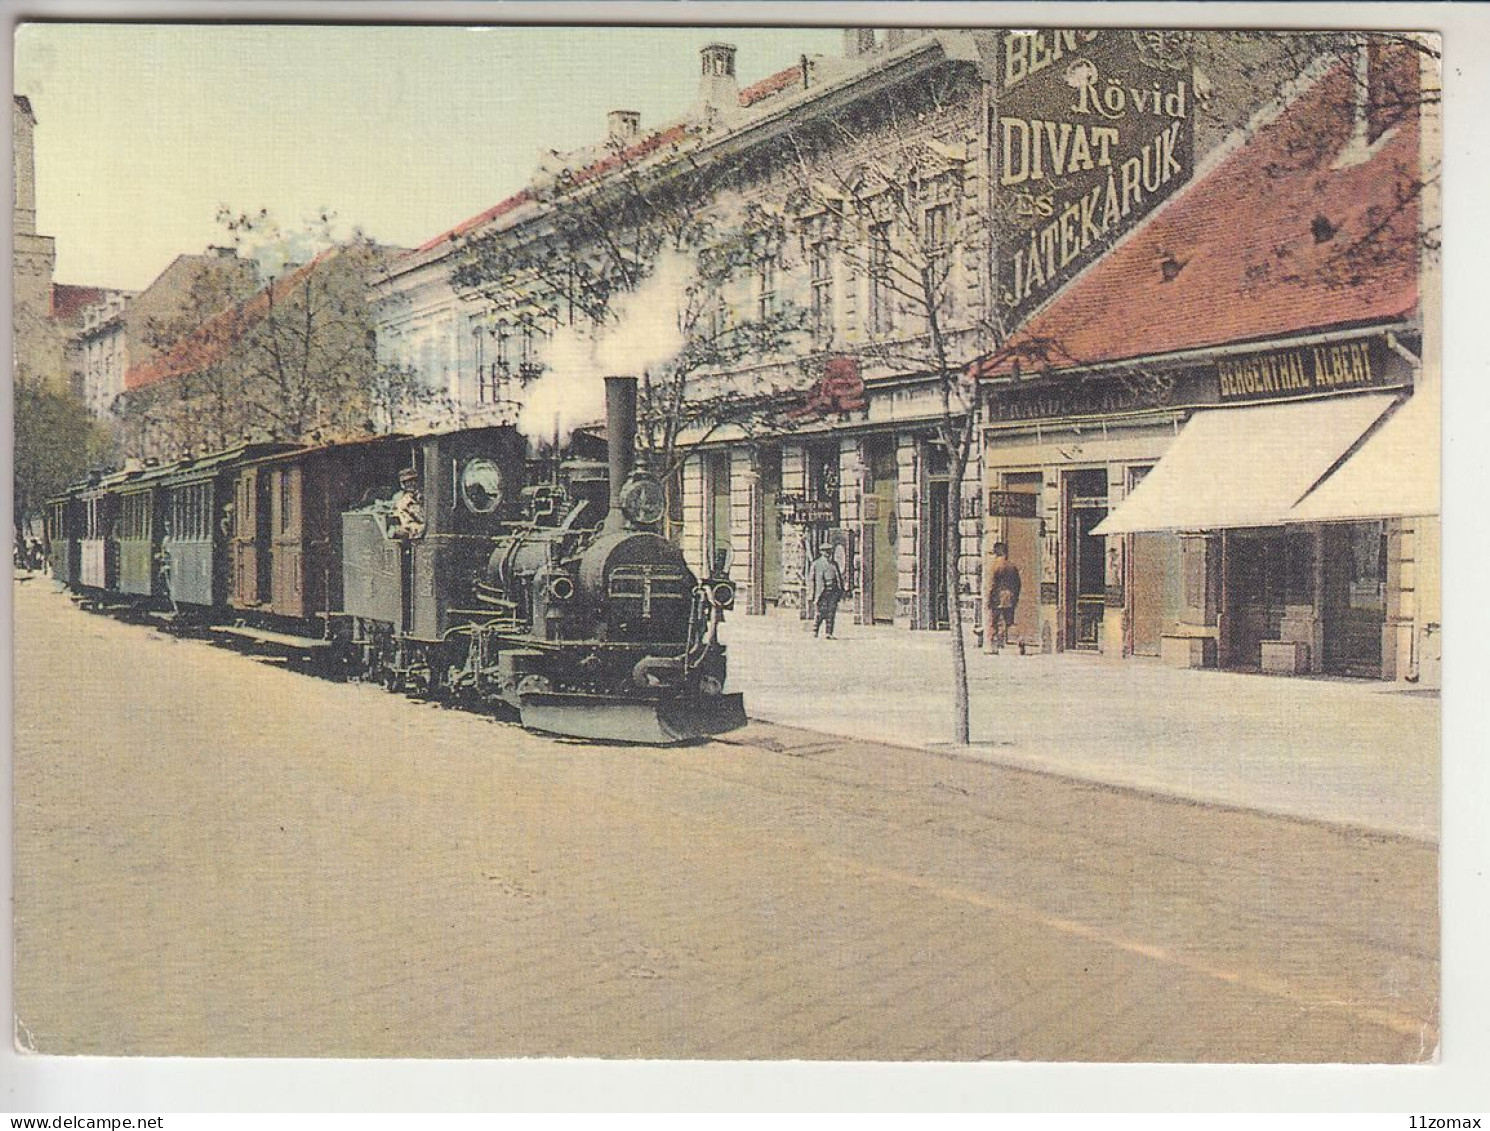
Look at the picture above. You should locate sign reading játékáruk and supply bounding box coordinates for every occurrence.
[995,30,1195,323]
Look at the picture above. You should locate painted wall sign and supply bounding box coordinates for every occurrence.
[778,493,838,524]
[987,490,1039,518]
[983,337,1409,427]
[1215,336,1396,402]
[995,29,1195,323]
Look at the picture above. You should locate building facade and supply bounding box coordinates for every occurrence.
[75,248,255,419]
[13,94,63,389]
[974,40,1438,683]
[368,28,1427,663]
[373,30,1007,631]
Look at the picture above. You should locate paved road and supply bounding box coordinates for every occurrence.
[12,579,1438,1060]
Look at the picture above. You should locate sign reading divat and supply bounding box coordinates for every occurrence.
[995,30,1194,323]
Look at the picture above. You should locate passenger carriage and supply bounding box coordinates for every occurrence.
[226,435,413,633]
[76,473,123,592]
[161,443,294,611]
[43,495,80,586]
[115,465,175,600]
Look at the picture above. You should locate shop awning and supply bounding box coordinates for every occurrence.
[1093,393,1398,535]
[1289,384,1439,522]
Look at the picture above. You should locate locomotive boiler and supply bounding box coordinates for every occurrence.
[341,376,746,743]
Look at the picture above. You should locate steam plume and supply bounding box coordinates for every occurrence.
[517,251,693,443]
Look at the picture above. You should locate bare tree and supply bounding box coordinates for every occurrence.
[774,72,990,745]
[115,211,437,456]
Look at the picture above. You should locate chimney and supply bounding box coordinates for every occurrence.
[843,28,877,58]
[208,245,237,258]
[884,28,927,52]
[698,43,739,113]
[607,109,641,144]
[604,375,638,531]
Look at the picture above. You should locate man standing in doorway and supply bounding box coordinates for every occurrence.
[985,541,1022,653]
[808,542,844,639]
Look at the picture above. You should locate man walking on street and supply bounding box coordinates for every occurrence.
[985,541,1021,653]
[808,542,844,639]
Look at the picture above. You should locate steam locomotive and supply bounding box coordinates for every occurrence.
[45,376,746,744]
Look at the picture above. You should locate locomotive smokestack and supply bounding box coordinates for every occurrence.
[605,375,638,524]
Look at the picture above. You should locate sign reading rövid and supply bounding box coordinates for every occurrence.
[995,29,1195,324]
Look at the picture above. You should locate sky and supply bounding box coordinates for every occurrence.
[14,22,845,291]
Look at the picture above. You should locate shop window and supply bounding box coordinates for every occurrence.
[1282,530,1315,607]
[708,453,732,566]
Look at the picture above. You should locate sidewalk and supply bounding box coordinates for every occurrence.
[719,608,1440,842]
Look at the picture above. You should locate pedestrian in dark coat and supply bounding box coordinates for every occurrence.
[984,541,1022,653]
[808,543,844,639]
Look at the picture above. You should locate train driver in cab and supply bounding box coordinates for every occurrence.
[389,467,426,540]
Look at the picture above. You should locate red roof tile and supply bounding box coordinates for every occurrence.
[50,283,108,323]
[125,253,328,390]
[410,123,697,257]
[414,188,535,254]
[740,63,806,107]
[569,123,692,187]
[976,48,1423,379]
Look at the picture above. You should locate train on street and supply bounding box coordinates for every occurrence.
[44,376,746,744]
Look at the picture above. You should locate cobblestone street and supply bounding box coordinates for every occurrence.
[13,579,1438,1060]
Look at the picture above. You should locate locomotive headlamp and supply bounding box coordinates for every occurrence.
[459,458,505,515]
[708,580,736,610]
[547,574,575,601]
[618,474,666,527]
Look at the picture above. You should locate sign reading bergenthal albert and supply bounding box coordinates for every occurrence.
[1215,337,1397,403]
[995,29,1195,322]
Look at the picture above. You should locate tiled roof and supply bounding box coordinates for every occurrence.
[739,62,807,107]
[570,122,693,187]
[124,253,328,390]
[50,284,108,323]
[413,189,535,254]
[976,47,1423,379]
[413,122,697,257]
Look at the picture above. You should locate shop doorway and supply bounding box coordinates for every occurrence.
[1224,528,1315,669]
[1064,469,1108,650]
[1322,522,1386,677]
[1002,471,1043,647]
[1127,466,1182,657]
[758,448,782,608]
[926,478,950,630]
[863,436,898,624]
[707,452,730,567]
